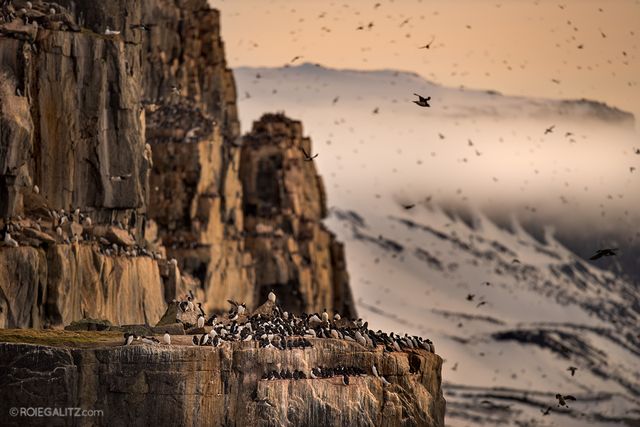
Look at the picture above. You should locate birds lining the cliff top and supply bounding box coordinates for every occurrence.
[589,248,617,260]
[413,93,431,107]
[185,291,435,359]
[300,146,318,161]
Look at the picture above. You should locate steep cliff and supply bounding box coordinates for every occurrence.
[241,114,355,317]
[0,330,445,427]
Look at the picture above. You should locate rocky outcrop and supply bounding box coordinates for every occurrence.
[241,114,356,317]
[0,244,166,329]
[0,331,445,427]
[1,0,353,325]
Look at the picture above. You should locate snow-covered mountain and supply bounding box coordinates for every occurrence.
[233,64,640,426]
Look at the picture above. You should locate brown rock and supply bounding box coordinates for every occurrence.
[241,114,356,318]
[0,334,446,426]
[21,227,56,244]
[105,226,136,247]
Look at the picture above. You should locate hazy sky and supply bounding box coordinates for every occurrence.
[214,0,640,126]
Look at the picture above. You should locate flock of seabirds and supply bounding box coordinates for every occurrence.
[122,291,434,387]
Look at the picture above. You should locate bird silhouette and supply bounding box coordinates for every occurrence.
[418,37,435,49]
[541,406,552,416]
[567,366,577,376]
[402,204,415,210]
[466,294,475,301]
[300,146,318,161]
[555,394,576,407]
[589,248,617,260]
[413,93,431,107]
[544,125,555,134]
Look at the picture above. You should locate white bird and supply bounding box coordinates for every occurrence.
[322,310,329,322]
[83,217,92,227]
[372,365,379,378]
[333,313,341,321]
[237,304,246,315]
[4,233,18,248]
[381,376,391,386]
[163,332,171,345]
[268,291,276,303]
[197,316,205,328]
[355,331,367,347]
[310,369,318,379]
[56,226,63,237]
[33,185,39,194]
[105,27,120,36]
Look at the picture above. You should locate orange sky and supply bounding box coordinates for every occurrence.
[214,0,640,127]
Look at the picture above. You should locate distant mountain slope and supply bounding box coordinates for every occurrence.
[327,206,639,427]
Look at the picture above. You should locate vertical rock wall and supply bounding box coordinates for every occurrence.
[241,114,356,317]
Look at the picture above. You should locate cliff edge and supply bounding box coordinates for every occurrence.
[0,330,445,427]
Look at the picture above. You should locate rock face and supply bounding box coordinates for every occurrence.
[0,334,445,427]
[0,245,166,329]
[241,114,356,316]
[1,1,352,330]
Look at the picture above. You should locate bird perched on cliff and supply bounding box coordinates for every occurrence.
[589,248,617,260]
[268,291,277,303]
[123,333,136,345]
[413,93,431,107]
[342,374,350,386]
[3,232,18,247]
[300,146,318,161]
[192,335,199,346]
[163,331,171,345]
[197,302,206,317]
[104,27,120,36]
[567,366,577,376]
[33,184,39,194]
[197,315,205,328]
[140,336,159,345]
[130,23,155,31]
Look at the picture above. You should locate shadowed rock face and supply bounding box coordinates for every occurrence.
[0,335,445,427]
[241,114,356,318]
[0,245,166,329]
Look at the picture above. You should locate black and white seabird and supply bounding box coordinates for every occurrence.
[413,93,431,107]
[197,315,205,328]
[163,331,171,345]
[123,333,136,346]
[192,335,199,346]
[589,248,617,260]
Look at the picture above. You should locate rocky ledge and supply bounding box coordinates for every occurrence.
[0,329,445,427]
